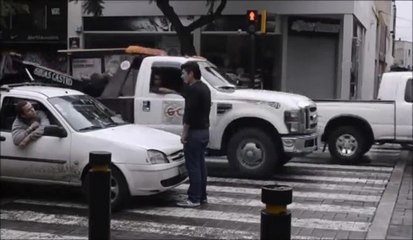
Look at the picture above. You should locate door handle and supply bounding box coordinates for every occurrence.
[0,136,5,141]
[142,101,151,112]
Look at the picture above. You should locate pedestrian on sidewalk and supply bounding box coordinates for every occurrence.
[177,61,211,208]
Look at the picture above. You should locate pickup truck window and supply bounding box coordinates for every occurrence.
[49,95,127,132]
[151,66,183,94]
[405,79,413,103]
[198,61,235,91]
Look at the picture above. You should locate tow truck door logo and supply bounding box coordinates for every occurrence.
[163,101,184,124]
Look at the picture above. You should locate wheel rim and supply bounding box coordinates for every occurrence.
[236,139,264,169]
[110,175,119,204]
[335,134,358,156]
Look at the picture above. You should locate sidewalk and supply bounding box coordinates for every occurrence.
[386,150,412,240]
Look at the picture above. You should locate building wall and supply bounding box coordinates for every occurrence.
[394,40,413,70]
[68,0,394,100]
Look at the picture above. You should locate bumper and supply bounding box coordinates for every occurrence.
[281,133,318,155]
[121,161,188,196]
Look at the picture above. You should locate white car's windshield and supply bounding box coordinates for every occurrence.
[48,95,127,131]
[198,61,236,91]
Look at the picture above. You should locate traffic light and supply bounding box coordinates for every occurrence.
[260,10,280,34]
[246,10,258,34]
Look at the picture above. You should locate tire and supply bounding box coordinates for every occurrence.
[82,166,129,212]
[277,154,293,167]
[327,126,366,164]
[227,128,279,178]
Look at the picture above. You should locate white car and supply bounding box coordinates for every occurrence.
[0,84,187,210]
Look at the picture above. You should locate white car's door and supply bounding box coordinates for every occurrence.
[0,97,72,183]
[396,78,413,141]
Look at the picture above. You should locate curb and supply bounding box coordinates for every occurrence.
[366,151,407,239]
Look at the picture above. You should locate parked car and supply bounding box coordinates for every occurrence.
[0,83,187,210]
[316,71,413,163]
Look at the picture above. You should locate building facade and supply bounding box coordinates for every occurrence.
[394,40,413,70]
[0,0,68,72]
[67,0,395,100]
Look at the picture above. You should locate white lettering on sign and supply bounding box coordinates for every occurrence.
[33,68,73,86]
[291,20,340,33]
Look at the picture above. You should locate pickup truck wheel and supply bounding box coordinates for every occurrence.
[227,128,278,178]
[82,167,129,212]
[328,126,365,164]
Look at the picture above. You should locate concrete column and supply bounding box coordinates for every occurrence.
[193,27,201,55]
[338,14,353,100]
[280,16,289,92]
[67,1,83,49]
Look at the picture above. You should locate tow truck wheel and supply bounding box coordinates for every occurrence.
[82,166,129,212]
[227,128,278,178]
[327,126,366,164]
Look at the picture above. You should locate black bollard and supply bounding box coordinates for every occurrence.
[88,151,111,240]
[260,185,293,240]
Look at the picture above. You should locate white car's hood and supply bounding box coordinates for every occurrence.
[83,124,182,154]
[221,89,314,108]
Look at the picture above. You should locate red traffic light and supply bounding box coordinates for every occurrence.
[247,10,257,22]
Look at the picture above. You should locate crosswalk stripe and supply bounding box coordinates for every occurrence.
[127,208,371,232]
[208,177,385,193]
[202,196,376,215]
[206,157,394,172]
[13,194,376,216]
[284,162,394,172]
[274,175,388,185]
[176,184,381,202]
[0,229,87,240]
[1,209,258,239]
[281,168,391,178]
[6,199,372,232]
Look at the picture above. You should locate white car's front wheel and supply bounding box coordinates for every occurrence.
[83,166,129,212]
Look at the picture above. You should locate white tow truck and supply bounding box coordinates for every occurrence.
[317,71,413,163]
[59,46,319,178]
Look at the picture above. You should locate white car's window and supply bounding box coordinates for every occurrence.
[48,95,127,132]
[0,97,60,132]
[405,78,413,103]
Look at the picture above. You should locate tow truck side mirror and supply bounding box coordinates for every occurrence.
[44,125,67,138]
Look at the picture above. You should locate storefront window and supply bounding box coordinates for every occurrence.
[201,34,281,90]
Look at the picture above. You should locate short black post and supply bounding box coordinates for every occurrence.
[260,185,293,240]
[88,151,111,240]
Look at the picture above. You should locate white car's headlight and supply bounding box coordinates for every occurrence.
[147,150,169,164]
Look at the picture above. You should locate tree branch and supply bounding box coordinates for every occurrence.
[187,0,227,32]
[156,0,185,33]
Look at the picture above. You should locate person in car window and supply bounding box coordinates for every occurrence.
[150,73,177,94]
[11,100,50,148]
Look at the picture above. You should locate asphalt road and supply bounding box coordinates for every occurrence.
[0,146,408,239]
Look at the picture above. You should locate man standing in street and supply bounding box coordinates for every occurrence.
[178,61,211,207]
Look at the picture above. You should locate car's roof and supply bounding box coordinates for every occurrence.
[3,85,83,99]
[385,71,412,78]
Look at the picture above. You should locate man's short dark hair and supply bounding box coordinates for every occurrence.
[15,100,29,116]
[181,61,201,79]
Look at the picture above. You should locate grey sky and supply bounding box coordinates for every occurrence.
[396,0,412,42]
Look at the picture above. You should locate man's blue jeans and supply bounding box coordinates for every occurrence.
[184,129,209,203]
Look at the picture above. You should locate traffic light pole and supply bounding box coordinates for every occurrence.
[249,33,255,88]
